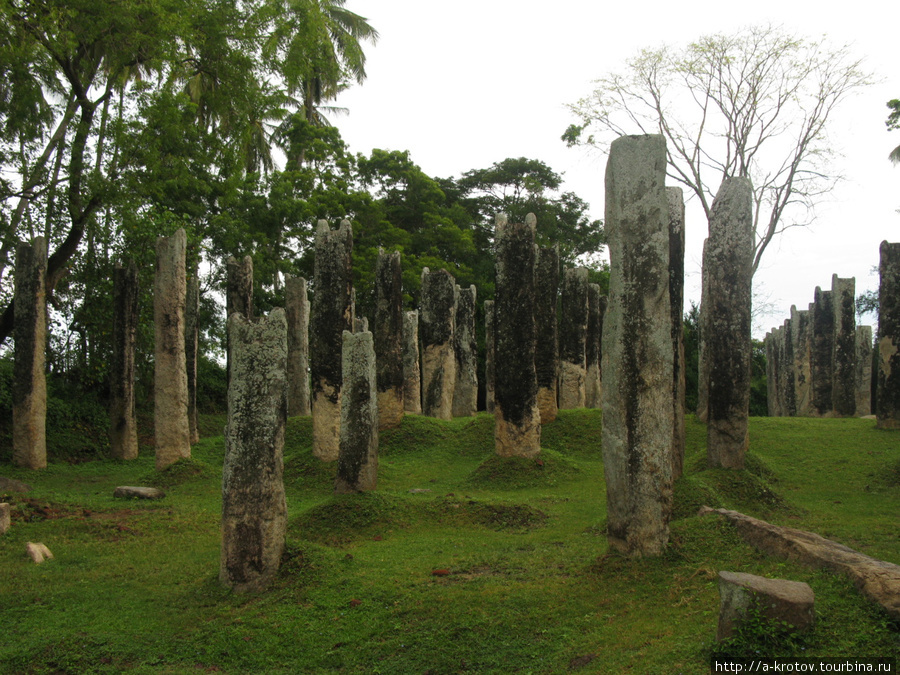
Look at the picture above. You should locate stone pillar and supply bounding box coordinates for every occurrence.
[285,276,311,416]
[558,267,588,409]
[831,275,857,417]
[310,220,353,461]
[856,326,873,417]
[811,288,834,416]
[419,267,457,420]
[494,213,541,458]
[453,285,478,418]
[13,238,47,470]
[584,284,603,409]
[696,239,710,422]
[534,246,559,423]
[780,320,797,417]
[791,306,812,417]
[705,178,754,470]
[877,241,900,428]
[221,309,287,593]
[154,229,191,471]
[335,331,378,493]
[765,331,778,416]
[374,251,404,429]
[484,300,496,414]
[226,255,253,387]
[668,186,686,479]
[186,271,200,444]
[110,261,139,460]
[402,310,422,414]
[602,134,673,557]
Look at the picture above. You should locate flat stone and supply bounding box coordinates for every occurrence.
[114,486,166,500]
[717,570,815,641]
[408,488,432,494]
[0,477,32,493]
[0,503,10,534]
[25,541,53,563]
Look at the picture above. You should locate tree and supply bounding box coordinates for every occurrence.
[888,99,900,164]
[565,24,871,275]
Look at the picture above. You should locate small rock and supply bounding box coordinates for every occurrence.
[25,542,53,564]
[431,569,451,577]
[0,503,10,534]
[717,570,814,641]
[408,488,431,494]
[0,477,32,493]
[113,486,165,500]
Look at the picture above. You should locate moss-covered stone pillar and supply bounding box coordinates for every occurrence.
[402,310,422,414]
[696,239,710,423]
[110,261,139,460]
[534,246,559,423]
[285,276,311,417]
[494,213,541,458]
[765,331,779,416]
[811,287,834,417]
[668,186,686,479]
[452,285,478,418]
[335,331,378,493]
[484,300,496,414]
[374,251,404,428]
[780,320,796,417]
[419,267,457,420]
[791,306,812,416]
[877,241,900,428]
[831,275,857,417]
[186,270,200,444]
[225,255,253,387]
[221,309,287,593]
[856,325,873,417]
[584,283,603,409]
[558,267,588,409]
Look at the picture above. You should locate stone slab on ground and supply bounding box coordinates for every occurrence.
[717,570,815,641]
[114,486,166,500]
[0,503,10,534]
[0,477,32,493]
[26,541,53,563]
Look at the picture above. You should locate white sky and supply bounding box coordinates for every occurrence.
[333,0,900,338]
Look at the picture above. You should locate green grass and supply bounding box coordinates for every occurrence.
[1,411,898,673]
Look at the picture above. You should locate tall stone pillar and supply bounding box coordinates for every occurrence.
[335,331,379,493]
[402,310,422,414]
[765,331,779,416]
[558,267,588,409]
[791,306,812,416]
[226,255,253,387]
[452,285,478,417]
[534,246,559,423]
[668,187,686,478]
[484,300,496,414]
[696,239,710,422]
[856,326,873,417]
[13,238,47,470]
[374,251,404,428]
[419,267,457,420]
[285,276,311,416]
[877,241,900,428]
[110,261,139,460]
[584,284,603,409]
[494,213,541,458]
[186,271,200,444]
[154,229,191,471]
[221,309,287,593]
[602,134,673,557]
[310,220,353,461]
[705,178,753,470]
[831,275,857,417]
[811,288,834,416]
[780,320,797,417]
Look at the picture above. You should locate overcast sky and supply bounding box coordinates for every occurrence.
[332,0,899,338]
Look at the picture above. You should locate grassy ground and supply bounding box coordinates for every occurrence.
[1,411,898,674]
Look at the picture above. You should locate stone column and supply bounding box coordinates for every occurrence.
[335,331,379,493]
[13,238,47,470]
[154,229,191,471]
[226,255,253,387]
[110,261,139,460]
[831,275,857,417]
[877,241,900,428]
[494,213,541,458]
[602,134,673,557]
[705,178,754,470]
[186,271,200,444]
[402,310,422,414]
[452,285,478,418]
[558,267,588,409]
[310,220,353,460]
[484,300,496,414]
[696,239,710,422]
[779,320,797,417]
[584,284,603,409]
[221,309,287,593]
[534,246,559,423]
[419,267,457,420]
[791,306,812,417]
[765,331,778,416]
[285,276,311,416]
[811,288,834,416]
[668,186,686,479]
[856,326,873,417]
[374,251,404,428]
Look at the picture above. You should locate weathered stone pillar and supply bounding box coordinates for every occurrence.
[110,261,139,460]
[668,186,686,478]
[765,331,779,417]
[226,255,253,387]
[186,271,200,444]
[494,213,541,458]
[780,320,797,417]
[310,220,353,460]
[154,229,191,471]
[584,284,603,409]
[705,178,753,470]
[559,267,588,409]
[534,246,559,423]
[697,239,710,422]
[811,288,834,417]
[877,241,900,429]
[831,275,857,417]
[856,326,873,417]
[221,309,287,593]
[285,276,311,417]
[484,300,496,414]
[402,310,422,414]
[791,306,812,417]
[419,268,457,420]
[374,251,404,429]
[453,285,478,417]
[602,134,673,556]
[335,331,378,493]
[13,238,47,470]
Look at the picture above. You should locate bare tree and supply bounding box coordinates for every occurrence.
[565,25,872,275]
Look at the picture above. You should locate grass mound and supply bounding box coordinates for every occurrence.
[540,408,603,457]
[143,456,212,489]
[672,475,722,520]
[464,448,579,490]
[427,494,549,532]
[290,492,411,546]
